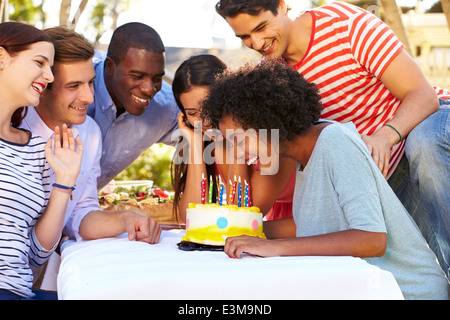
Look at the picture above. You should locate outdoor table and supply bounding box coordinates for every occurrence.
[57,229,404,300]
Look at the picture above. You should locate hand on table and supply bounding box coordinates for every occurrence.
[124,211,162,244]
[224,235,280,259]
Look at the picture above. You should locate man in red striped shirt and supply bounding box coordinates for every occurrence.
[216,0,449,279]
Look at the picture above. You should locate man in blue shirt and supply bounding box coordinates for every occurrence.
[88,22,179,189]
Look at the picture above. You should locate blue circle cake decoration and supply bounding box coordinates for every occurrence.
[216,217,228,229]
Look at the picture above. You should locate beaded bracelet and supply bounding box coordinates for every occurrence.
[383,124,402,144]
[52,183,76,200]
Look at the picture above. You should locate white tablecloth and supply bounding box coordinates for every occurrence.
[57,229,403,300]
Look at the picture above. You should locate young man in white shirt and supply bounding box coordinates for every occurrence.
[21,26,162,246]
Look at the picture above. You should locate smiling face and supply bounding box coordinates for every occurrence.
[225,3,290,59]
[179,86,211,132]
[37,59,95,129]
[219,114,257,163]
[218,114,280,175]
[1,41,54,108]
[105,47,165,116]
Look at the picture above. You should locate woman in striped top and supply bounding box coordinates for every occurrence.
[0,22,83,300]
[217,0,449,280]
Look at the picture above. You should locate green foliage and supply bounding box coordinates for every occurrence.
[90,1,107,43]
[9,0,43,24]
[89,0,132,44]
[115,143,175,191]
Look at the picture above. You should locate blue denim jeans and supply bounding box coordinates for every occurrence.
[0,289,57,300]
[389,101,449,279]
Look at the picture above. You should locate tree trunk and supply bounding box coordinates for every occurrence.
[71,0,89,27]
[59,0,71,26]
[441,0,450,32]
[380,0,412,55]
[111,0,120,30]
[60,0,89,28]
[40,0,46,26]
[0,0,6,23]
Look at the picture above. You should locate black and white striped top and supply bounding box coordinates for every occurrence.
[0,131,53,298]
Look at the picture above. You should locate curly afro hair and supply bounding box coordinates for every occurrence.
[201,59,323,142]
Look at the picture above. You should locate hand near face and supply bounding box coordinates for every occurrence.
[177,112,195,139]
[176,112,207,152]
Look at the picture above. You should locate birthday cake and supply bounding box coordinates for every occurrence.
[182,203,265,246]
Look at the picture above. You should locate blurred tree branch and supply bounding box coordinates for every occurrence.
[60,0,89,28]
[441,0,450,32]
[380,0,412,55]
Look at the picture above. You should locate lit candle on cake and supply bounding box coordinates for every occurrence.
[237,176,242,207]
[228,180,233,205]
[244,179,249,207]
[228,176,237,205]
[219,176,224,206]
[201,173,206,204]
[209,175,213,203]
[233,176,237,204]
[248,182,252,207]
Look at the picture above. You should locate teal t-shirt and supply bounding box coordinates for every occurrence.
[293,122,448,300]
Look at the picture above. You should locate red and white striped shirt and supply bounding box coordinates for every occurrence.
[288,1,450,177]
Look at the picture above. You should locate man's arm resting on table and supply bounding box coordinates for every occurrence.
[78,209,162,244]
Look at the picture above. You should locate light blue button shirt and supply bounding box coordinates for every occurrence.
[88,51,179,189]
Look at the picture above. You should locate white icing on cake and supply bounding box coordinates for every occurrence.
[183,203,265,246]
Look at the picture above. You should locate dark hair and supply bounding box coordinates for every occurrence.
[172,54,227,115]
[0,22,53,127]
[171,55,227,220]
[216,0,281,18]
[107,22,164,65]
[201,59,323,142]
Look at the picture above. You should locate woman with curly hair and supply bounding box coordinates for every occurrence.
[171,54,296,223]
[201,60,448,300]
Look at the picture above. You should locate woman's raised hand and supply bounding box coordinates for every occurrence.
[45,124,83,187]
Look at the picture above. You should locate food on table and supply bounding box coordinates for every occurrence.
[98,181,177,224]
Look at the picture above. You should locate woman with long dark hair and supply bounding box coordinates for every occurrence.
[0,22,83,300]
[171,54,296,224]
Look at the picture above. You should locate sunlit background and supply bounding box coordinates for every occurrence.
[39,0,439,47]
[2,0,449,190]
